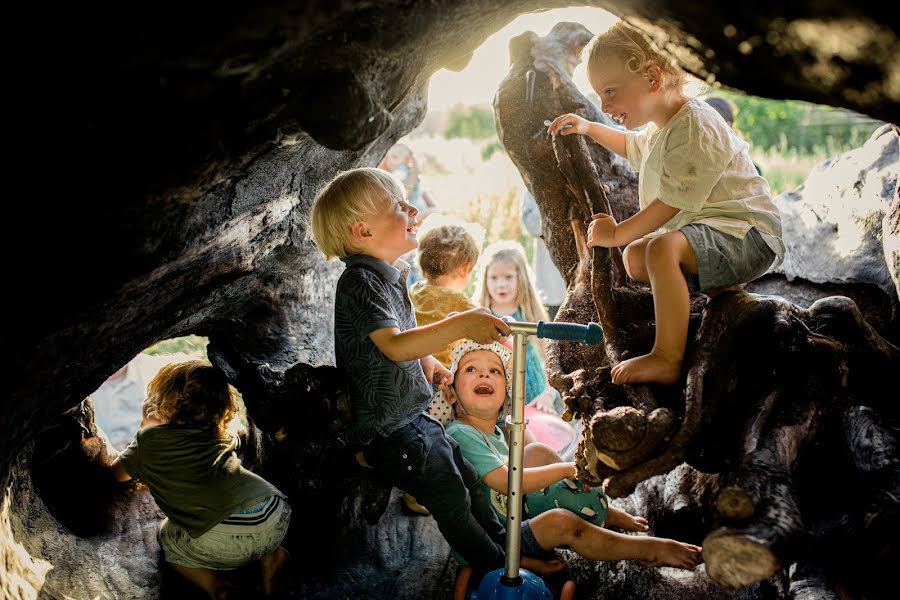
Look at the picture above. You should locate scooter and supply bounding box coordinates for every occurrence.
[458,318,603,600]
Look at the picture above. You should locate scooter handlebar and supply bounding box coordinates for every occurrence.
[537,321,603,345]
[503,318,603,345]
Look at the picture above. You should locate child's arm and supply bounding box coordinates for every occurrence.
[369,307,511,362]
[482,462,576,495]
[587,199,680,248]
[110,457,133,482]
[420,354,452,390]
[547,114,627,158]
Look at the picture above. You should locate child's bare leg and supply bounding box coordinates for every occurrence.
[605,506,649,532]
[520,555,566,577]
[611,232,697,385]
[260,546,292,595]
[530,510,701,570]
[622,238,652,282]
[168,563,233,599]
[524,442,563,467]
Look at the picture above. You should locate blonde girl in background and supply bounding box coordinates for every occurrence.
[473,240,561,414]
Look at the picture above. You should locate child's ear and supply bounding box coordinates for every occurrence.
[645,65,663,91]
[350,221,370,244]
[443,386,457,405]
[458,263,474,279]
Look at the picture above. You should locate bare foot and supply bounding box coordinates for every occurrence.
[611,352,681,385]
[605,507,649,532]
[644,539,702,571]
[520,556,566,578]
[261,546,292,596]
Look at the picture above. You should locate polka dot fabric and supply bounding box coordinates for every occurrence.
[427,340,514,427]
[449,340,513,399]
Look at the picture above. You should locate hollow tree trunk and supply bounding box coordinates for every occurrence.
[493,23,900,595]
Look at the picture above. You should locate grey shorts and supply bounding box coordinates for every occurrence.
[158,495,291,570]
[681,224,776,293]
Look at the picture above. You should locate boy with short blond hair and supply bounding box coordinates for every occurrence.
[310,168,521,571]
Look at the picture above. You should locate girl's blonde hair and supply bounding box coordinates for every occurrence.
[143,360,239,434]
[473,240,548,323]
[310,167,406,260]
[585,21,687,92]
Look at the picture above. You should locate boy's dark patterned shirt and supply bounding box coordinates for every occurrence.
[334,254,434,445]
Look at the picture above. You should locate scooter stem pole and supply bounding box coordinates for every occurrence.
[503,330,528,580]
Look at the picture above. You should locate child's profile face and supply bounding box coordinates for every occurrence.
[453,350,507,415]
[362,190,419,261]
[591,56,654,130]
[486,259,519,307]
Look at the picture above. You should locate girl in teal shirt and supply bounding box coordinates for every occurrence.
[474,241,562,413]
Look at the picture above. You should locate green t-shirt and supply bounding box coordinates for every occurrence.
[447,422,511,520]
[118,425,285,537]
[446,421,609,525]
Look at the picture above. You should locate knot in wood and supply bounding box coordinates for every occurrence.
[593,406,647,452]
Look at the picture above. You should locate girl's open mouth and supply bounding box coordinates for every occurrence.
[474,384,494,395]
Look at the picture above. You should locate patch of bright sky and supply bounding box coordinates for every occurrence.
[427,7,619,109]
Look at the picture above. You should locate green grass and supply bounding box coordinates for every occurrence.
[143,335,208,358]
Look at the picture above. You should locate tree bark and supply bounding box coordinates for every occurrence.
[494,23,900,594]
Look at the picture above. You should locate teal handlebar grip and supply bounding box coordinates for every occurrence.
[536,321,602,345]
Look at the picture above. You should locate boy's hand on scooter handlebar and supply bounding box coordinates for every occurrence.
[462,307,510,344]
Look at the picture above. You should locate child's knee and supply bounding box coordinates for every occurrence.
[622,242,647,280]
[525,442,560,466]
[544,509,585,541]
[645,235,679,265]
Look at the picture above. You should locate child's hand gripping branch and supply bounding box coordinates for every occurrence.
[545,22,783,386]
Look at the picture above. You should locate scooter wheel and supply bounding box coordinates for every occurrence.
[560,580,576,600]
[454,566,473,600]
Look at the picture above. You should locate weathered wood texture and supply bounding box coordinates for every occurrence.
[494,22,899,598]
[2,2,898,599]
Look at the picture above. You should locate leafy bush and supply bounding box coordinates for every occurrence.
[143,335,208,358]
[713,91,880,156]
[444,106,497,140]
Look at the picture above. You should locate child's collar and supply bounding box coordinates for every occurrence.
[341,254,409,284]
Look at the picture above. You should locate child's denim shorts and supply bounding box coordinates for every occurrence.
[680,224,776,293]
[158,495,291,570]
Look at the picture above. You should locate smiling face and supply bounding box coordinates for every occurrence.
[590,56,655,130]
[363,191,420,263]
[486,259,519,311]
[453,350,508,418]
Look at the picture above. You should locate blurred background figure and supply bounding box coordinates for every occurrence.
[521,190,566,320]
[378,143,437,216]
[704,95,762,175]
[704,96,738,128]
[379,142,439,287]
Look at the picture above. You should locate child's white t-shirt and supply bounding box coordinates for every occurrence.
[624,98,785,266]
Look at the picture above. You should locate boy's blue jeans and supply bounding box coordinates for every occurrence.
[362,413,506,569]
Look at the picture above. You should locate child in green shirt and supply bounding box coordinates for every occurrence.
[444,340,702,570]
[110,360,291,598]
